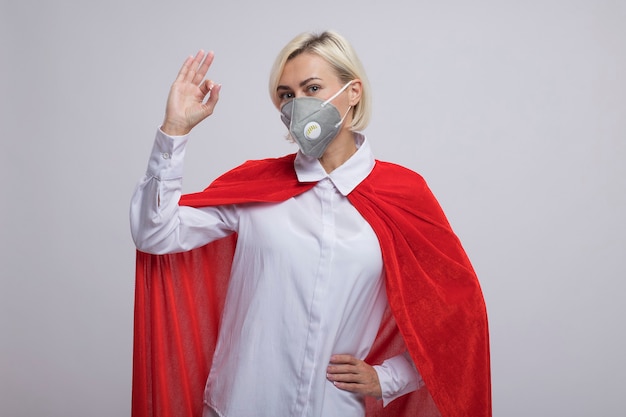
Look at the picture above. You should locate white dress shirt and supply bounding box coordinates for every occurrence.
[130,129,423,417]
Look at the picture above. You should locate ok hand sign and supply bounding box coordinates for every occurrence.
[161,50,221,136]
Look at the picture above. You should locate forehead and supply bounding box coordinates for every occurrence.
[278,52,339,86]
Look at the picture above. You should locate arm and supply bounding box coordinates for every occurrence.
[373,351,424,406]
[130,129,236,254]
[130,51,233,254]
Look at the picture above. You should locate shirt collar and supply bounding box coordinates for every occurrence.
[294,133,375,196]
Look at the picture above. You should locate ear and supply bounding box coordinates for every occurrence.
[348,79,363,107]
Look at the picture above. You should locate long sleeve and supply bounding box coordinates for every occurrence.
[374,351,424,407]
[129,128,237,254]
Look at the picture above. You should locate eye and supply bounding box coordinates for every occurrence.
[279,91,295,101]
[307,85,321,94]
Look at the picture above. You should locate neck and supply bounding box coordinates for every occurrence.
[318,130,357,173]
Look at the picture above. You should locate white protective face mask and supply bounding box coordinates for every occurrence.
[280,81,353,158]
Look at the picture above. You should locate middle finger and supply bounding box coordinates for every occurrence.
[193,51,215,85]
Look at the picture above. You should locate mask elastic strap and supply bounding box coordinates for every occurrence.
[335,105,352,128]
[321,80,354,107]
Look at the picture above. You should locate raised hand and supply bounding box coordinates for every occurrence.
[161,50,221,136]
[326,354,382,398]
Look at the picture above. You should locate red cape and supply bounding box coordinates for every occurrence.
[132,154,491,417]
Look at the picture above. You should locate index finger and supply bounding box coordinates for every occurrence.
[329,354,359,365]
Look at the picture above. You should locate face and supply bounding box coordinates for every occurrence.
[276,53,360,117]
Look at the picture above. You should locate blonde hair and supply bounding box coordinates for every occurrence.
[269,30,372,131]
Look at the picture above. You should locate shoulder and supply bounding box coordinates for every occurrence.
[210,154,297,186]
[373,160,424,178]
[361,160,444,211]
[228,153,296,174]
[183,153,307,206]
[368,160,429,189]
[355,160,453,229]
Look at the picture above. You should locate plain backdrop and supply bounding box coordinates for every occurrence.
[1,1,624,416]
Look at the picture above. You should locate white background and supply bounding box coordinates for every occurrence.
[1,1,624,416]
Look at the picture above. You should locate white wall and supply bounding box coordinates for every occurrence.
[1,1,624,416]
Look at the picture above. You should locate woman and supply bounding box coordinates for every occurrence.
[130,31,491,417]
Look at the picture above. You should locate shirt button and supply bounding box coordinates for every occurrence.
[161,152,171,159]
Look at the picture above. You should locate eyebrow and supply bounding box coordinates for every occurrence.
[276,77,322,91]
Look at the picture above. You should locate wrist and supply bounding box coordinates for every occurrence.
[160,120,190,137]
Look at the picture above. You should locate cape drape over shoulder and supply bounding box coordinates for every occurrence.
[132,154,491,417]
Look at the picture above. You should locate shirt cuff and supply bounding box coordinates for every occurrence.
[146,127,190,180]
[373,352,424,407]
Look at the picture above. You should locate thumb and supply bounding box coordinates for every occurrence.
[202,83,221,115]
[210,83,221,101]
